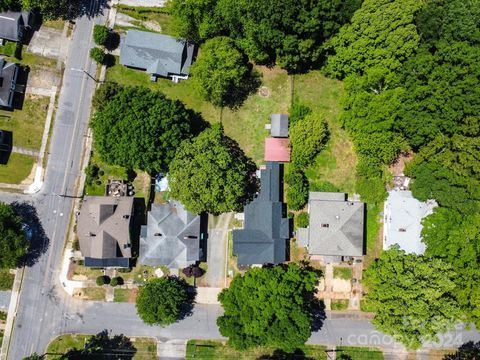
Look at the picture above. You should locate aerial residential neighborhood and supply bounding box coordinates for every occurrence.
[0,0,478,359]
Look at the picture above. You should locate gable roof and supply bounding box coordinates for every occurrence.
[264,137,290,162]
[383,190,436,255]
[0,59,18,108]
[0,11,30,42]
[139,201,200,268]
[120,30,194,77]
[233,162,290,265]
[306,192,364,257]
[77,196,133,266]
[270,114,289,138]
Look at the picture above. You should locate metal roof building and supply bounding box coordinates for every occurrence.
[0,59,18,108]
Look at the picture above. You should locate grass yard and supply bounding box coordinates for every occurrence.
[333,266,352,280]
[364,204,383,267]
[106,62,290,165]
[43,20,65,30]
[0,153,35,184]
[2,47,59,72]
[46,334,157,360]
[121,264,169,285]
[331,299,349,311]
[77,287,106,301]
[186,340,327,359]
[336,346,384,360]
[115,5,176,36]
[0,94,49,150]
[113,288,137,302]
[0,269,14,290]
[69,261,104,281]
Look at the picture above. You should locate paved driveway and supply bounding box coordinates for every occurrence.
[0,291,11,311]
[206,213,233,288]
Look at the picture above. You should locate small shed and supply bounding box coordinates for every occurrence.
[264,137,290,163]
[270,114,289,138]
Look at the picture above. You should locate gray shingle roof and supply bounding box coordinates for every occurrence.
[120,30,194,77]
[270,114,289,138]
[233,162,290,265]
[0,11,30,42]
[0,59,18,108]
[139,201,200,269]
[306,192,364,257]
[77,196,133,267]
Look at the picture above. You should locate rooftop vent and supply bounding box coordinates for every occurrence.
[123,215,130,219]
[154,233,162,237]
[398,228,406,232]
[321,224,330,228]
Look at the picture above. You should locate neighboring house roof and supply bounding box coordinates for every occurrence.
[139,201,201,269]
[264,137,290,162]
[299,192,365,257]
[383,190,436,255]
[270,114,289,138]
[233,162,290,265]
[77,196,133,267]
[119,30,194,77]
[0,11,30,42]
[0,59,18,108]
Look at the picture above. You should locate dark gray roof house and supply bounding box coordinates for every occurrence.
[77,196,133,268]
[270,114,289,138]
[0,11,32,43]
[120,30,194,82]
[139,201,201,269]
[233,161,290,266]
[297,192,365,262]
[0,59,18,108]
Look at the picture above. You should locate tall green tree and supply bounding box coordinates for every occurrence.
[91,86,196,173]
[363,246,462,349]
[285,167,309,211]
[0,202,28,269]
[217,263,321,352]
[191,37,260,108]
[136,277,194,326]
[168,124,257,215]
[22,0,80,20]
[325,0,422,78]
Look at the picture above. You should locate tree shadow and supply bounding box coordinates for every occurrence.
[175,276,197,321]
[106,31,120,51]
[442,341,480,359]
[11,202,50,267]
[103,53,116,68]
[224,67,262,109]
[64,330,137,359]
[257,349,316,360]
[0,130,13,165]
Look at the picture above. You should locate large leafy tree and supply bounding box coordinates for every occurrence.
[190,36,259,108]
[422,208,480,328]
[363,246,462,349]
[168,124,257,215]
[217,263,322,352]
[0,202,28,269]
[22,0,80,20]
[170,0,361,72]
[136,277,194,326]
[325,0,422,78]
[91,86,195,173]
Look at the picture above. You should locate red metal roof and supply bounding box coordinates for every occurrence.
[264,137,290,162]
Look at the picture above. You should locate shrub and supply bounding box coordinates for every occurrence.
[289,102,311,123]
[356,176,387,204]
[117,268,132,273]
[93,25,110,47]
[182,266,193,277]
[95,179,102,186]
[295,212,309,228]
[85,164,99,185]
[72,238,80,251]
[285,168,309,211]
[310,181,339,192]
[90,47,105,64]
[110,276,123,287]
[96,275,110,286]
[92,82,122,111]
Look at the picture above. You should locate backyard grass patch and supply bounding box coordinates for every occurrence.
[46,334,157,360]
[364,203,383,267]
[0,94,49,150]
[333,266,352,280]
[113,288,135,302]
[0,153,35,184]
[336,346,384,360]
[69,261,104,281]
[330,299,349,311]
[79,287,106,301]
[186,340,327,359]
[43,20,65,30]
[115,5,176,36]
[0,269,14,290]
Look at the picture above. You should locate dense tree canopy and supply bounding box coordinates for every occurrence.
[190,36,259,108]
[217,263,321,352]
[91,86,196,173]
[136,277,194,326]
[363,246,462,349]
[93,25,110,47]
[22,0,80,20]
[285,167,309,211]
[170,0,362,72]
[168,124,257,215]
[0,202,28,269]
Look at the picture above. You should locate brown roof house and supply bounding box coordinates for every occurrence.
[77,196,134,268]
[297,192,365,263]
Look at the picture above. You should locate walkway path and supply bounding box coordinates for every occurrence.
[206,213,233,288]
[157,339,187,360]
[11,147,39,157]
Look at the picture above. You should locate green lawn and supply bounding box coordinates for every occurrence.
[336,346,384,360]
[0,94,50,150]
[364,204,383,267]
[46,334,157,360]
[331,299,349,311]
[113,288,134,302]
[81,287,106,301]
[333,266,352,280]
[186,340,327,359]
[0,153,35,184]
[115,5,176,36]
[0,269,14,290]
[2,47,59,72]
[43,20,65,30]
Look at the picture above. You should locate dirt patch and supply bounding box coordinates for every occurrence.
[129,288,138,302]
[258,86,270,97]
[332,278,351,293]
[389,152,414,176]
[144,20,162,32]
